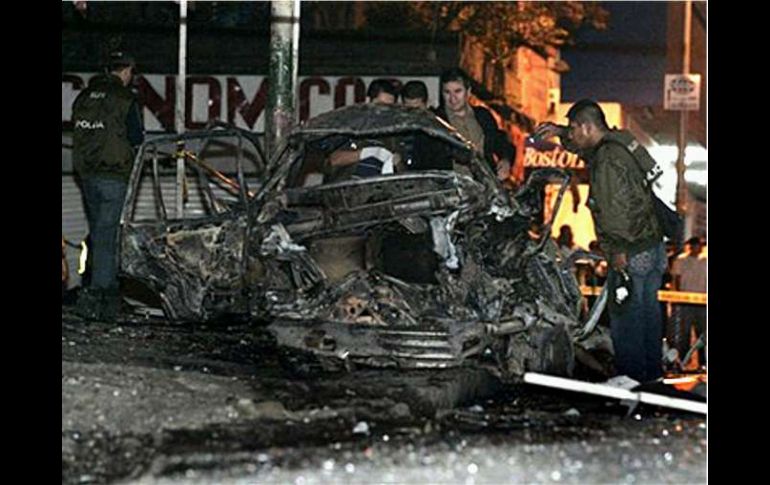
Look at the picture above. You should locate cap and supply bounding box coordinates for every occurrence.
[107,51,136,70]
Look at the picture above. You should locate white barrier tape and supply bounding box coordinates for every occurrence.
[523,372,706,415]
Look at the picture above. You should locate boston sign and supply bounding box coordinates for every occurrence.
[522,138,585,171]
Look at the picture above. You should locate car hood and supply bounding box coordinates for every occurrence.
[290,104,474,153]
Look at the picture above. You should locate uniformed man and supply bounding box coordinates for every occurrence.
[72,50,144,321]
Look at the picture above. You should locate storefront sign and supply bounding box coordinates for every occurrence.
[522,145,584,170]
[62,74,439,132]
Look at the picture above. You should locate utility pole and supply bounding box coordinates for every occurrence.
[175,0,188,219]
[675,0,692,215]
[265,0,301,159]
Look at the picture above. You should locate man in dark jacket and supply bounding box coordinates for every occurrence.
[396,81,453,171]
[434,68,515,182]
[72,51,144,321]
[534,99,666,382]
[366,78,399,105]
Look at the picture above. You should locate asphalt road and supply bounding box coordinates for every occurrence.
[61,307,706,484]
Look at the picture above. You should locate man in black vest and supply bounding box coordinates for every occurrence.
[72,51,144,321]
[434,68,515,182]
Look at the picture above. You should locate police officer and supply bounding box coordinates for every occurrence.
[534,100,666,382]
[72,51,144,321]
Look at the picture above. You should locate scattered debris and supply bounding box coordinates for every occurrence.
[563,408,581,417]
[352,421,370,435]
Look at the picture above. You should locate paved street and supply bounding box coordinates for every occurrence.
[62,307,706,484]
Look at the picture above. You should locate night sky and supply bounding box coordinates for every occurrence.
[561,1,668,107]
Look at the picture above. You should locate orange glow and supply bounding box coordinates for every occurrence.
[663,373,707,392]
[544,184,596,251]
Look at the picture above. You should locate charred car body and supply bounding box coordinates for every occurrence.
[120,104,610,381]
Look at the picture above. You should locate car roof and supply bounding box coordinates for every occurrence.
[289,103,474,152]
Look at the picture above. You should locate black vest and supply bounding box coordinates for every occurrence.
[72,74,136,180]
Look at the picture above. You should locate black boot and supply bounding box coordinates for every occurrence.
[74,287,103,321]
[101,287,123,322]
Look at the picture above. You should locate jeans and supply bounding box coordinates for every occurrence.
[676,304,707,364]
[608,242,667,382]
[81,177,128,290]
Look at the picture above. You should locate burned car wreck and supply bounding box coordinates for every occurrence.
[120,104,611,382]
